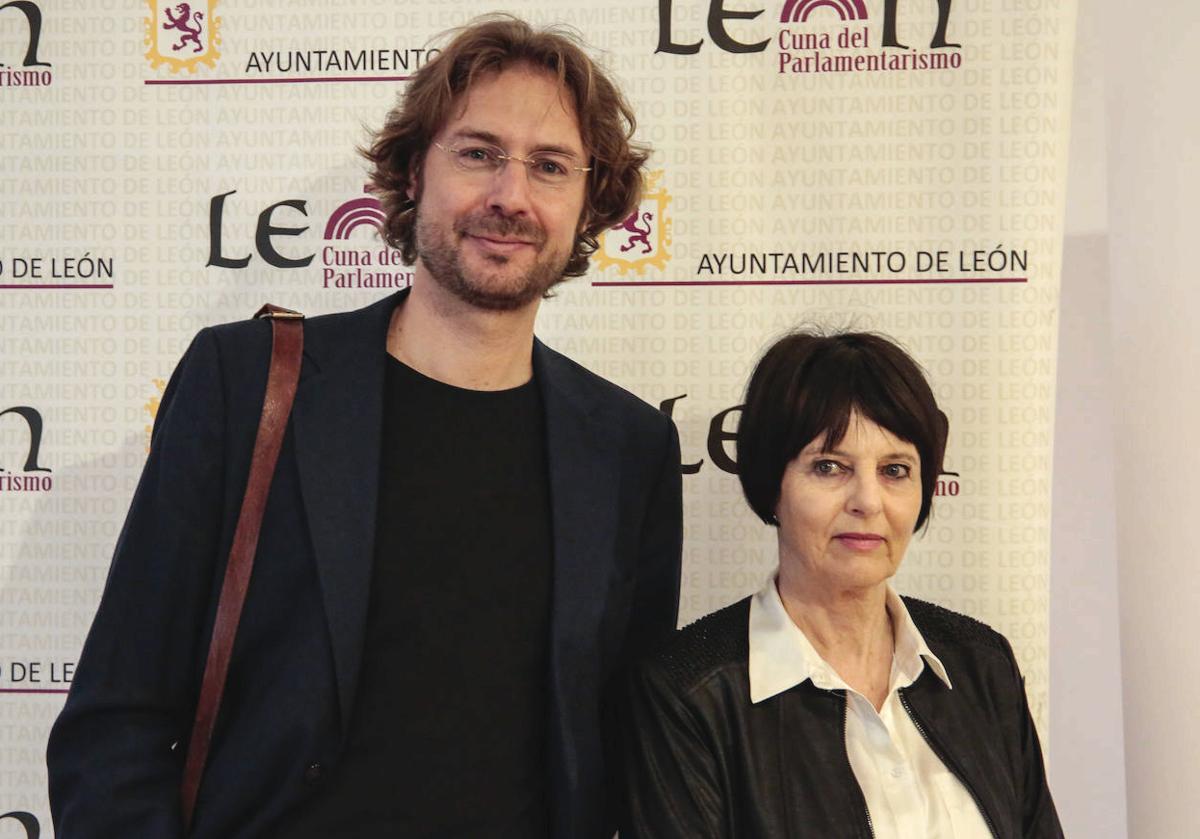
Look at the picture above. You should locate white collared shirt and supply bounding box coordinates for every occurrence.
[748,578,993,839]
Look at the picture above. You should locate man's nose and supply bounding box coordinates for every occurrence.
[485,159,534,216]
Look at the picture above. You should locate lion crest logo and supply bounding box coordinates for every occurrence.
[594,170,672,276]
[143,0,222,73]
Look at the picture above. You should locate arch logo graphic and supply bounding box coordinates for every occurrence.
[594,170,673,277]
[323,191,387,241]
[143,0,222,73]
[780,0,868,23]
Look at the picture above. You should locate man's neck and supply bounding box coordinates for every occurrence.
[386,277,539,391]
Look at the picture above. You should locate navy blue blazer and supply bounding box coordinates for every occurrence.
[47,290,683,838]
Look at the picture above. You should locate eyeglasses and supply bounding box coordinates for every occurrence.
[432,141,591,190]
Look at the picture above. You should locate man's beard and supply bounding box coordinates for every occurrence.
[414,207,570,312]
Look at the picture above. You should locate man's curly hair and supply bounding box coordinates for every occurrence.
[362,15,650,279]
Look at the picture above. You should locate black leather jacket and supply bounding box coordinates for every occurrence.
[618,597,1063,838]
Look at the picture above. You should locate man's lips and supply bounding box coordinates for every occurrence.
[465,233,537,254]
[834,533,885,551]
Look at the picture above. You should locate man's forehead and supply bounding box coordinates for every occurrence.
[440,64,584,152]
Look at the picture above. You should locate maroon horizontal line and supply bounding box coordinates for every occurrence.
[144,75,412,86]
[0,283,114,290]
[0,688,70,694]
[591,277,1029,287]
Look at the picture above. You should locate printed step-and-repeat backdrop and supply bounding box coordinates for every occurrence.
[1,0,1076,831]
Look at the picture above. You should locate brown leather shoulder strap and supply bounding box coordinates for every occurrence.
[180,308,304,831]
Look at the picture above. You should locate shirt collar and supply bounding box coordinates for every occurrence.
[748,577,952,705]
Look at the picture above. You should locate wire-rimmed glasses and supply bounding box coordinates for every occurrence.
[432,141,591,191]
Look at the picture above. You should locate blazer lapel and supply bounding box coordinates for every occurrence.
[535,341,622,793]
[290,290,404,729]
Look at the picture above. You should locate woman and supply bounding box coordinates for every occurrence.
[620,332,1062,838]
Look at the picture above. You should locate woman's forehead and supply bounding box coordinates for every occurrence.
[800,412,919,456]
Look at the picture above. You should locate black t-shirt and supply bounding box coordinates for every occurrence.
[278,354,553,838]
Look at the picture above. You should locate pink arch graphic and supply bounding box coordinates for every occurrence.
[323,196,386,240]
[779,0,868,23]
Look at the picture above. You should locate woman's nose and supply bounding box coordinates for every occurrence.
[846,473,883,516]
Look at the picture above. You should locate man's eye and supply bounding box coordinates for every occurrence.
[459,147,498,164]
[530,156,569,177]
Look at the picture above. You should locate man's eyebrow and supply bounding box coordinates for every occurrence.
[447,128,584,161]
[449,128,504,146]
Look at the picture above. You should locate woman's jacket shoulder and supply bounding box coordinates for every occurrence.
[631,594,1021,701]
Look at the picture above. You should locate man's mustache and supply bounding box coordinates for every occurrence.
[455,212,546,245]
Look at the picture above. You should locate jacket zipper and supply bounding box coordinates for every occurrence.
[898,689,1000,839]
[839,692,876,839]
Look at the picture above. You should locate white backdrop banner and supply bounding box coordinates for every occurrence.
[0,0,1077,831]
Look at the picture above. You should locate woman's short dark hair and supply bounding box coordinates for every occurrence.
[736,331,949,530]
[362,15,650,278]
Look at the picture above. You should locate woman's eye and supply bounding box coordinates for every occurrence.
[813,460,843,476]
[882,463,911,479]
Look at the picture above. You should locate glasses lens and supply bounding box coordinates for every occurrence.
[449,145,500,171]
[526,154,574,188]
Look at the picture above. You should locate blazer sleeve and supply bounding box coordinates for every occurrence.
[601,414,684,836]
[618,658,727,838]
[47,327,232,838]
[627,417,683,648]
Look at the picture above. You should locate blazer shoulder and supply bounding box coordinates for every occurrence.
[638,598,751,697]
[203,315,271,356]
[536,340,670,431]
[201,291,396,370]
[903,596,1010,656]
[203,296,381,346]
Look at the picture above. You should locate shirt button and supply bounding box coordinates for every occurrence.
[890,765,904,779]
[304,763,323,783]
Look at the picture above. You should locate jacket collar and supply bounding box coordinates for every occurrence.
[289,289,402,724]
[533,335,624,785]
[748,576,952,704]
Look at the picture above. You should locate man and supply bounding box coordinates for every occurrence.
[47,17,682,839]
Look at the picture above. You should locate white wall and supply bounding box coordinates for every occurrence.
[1054,2,1200,837]
[1048,4,1129,837]
[1051,3,1123,835]
[1104,2,1200,836]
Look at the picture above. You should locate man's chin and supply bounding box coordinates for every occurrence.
[444,269,551,312]
[416,235,568,312]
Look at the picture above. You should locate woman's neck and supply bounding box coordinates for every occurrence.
[775,571,894,710]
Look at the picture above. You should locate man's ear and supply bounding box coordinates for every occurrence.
[406,155,423,203]
[576,200,593,235]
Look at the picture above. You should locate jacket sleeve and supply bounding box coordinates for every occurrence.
[618,659,727,838]
[1002,638,1064,839]
[628,417,683,647]
[46,328,231,838]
